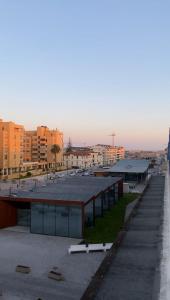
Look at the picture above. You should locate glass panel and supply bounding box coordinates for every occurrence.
[31,203,44,234]
[115,183,119,201]
[44,204,56,235]
[84,201,94,226]
[17,209,30,226]
[95,195,102,217]
[69,207,82,238]
[55,206,69,237]
[102,192,109,211]
[108,188,115,206]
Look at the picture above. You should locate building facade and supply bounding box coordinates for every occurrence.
[94,159,150,183]
[24,126,64,170]
[0,119,24,177]
[91,145,125,166]
[0,118,64,178]
[0,177,123,238]
[64,151,103,169]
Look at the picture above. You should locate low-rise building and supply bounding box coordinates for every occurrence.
[94,159,150,183]
[64,150,102,169]
[91,144,125,166]
[0,177,123,238]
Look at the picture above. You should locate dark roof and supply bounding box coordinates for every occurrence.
[2,177,121,204]
[95,159,150,174]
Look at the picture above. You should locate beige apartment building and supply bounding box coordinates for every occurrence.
[0,119,24,176]
[0,118,64,178]
[24,126,64,170]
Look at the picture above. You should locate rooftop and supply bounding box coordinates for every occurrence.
[1,177,121,204]
[95,159,150,174]
[0,228,105,299]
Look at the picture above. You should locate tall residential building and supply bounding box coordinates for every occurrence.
[23,126,64,169]
[0,119,24,176]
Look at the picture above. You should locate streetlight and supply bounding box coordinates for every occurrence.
[18,161,22,186]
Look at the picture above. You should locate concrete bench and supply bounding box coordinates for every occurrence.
[68,243,113,254]
[48,270,64,281]
[16,265,31,274]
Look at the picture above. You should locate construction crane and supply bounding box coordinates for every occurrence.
[109,132,116,147]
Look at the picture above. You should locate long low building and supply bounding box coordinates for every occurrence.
[0,177,123,238]
[94,159,150,183]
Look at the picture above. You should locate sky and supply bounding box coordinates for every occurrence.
[0,0,170,150]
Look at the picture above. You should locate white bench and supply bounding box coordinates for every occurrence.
[68,243,113,254]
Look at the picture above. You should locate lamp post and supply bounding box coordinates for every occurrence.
[67,158,69,175]
[18,161,22,186]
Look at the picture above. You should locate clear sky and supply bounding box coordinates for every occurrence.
[0,0,170,150]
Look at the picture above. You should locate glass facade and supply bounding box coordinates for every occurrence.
[84,201,94,226]
[31,203,44,234]
[31,203,82,238]
[44,204,56,235]
[102,192,109,211]
[69,207,82,238]
[109,187,115,206]
[17,202,31,227]
[17,208,30,226]
[115,183,119,202]
[95,195,102,217]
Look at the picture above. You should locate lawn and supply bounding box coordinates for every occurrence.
[84,193,138,243]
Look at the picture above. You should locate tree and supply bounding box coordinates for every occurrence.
[51,144,61,171]
[66,137,72,153]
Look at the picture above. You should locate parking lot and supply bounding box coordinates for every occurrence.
[0,167,97,196]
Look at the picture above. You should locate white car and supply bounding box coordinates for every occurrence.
[83,172,89,176]
[57,174,65,178]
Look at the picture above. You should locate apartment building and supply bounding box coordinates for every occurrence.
[0,119,24,176]
[0,118,64,178]
[91,144,125,166]
[64,150,103,169]
[24,126,64,170]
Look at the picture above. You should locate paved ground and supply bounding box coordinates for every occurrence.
[0,229,105,300]
[83,175,165,300]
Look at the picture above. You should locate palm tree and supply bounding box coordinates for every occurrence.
[51,144,61,171]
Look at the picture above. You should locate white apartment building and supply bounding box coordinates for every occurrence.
[64,151,103,169]
[91,144,125,166]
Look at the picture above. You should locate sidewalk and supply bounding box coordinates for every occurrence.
[81,175,165,300]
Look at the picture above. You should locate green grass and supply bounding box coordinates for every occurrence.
[84,193,138,243]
